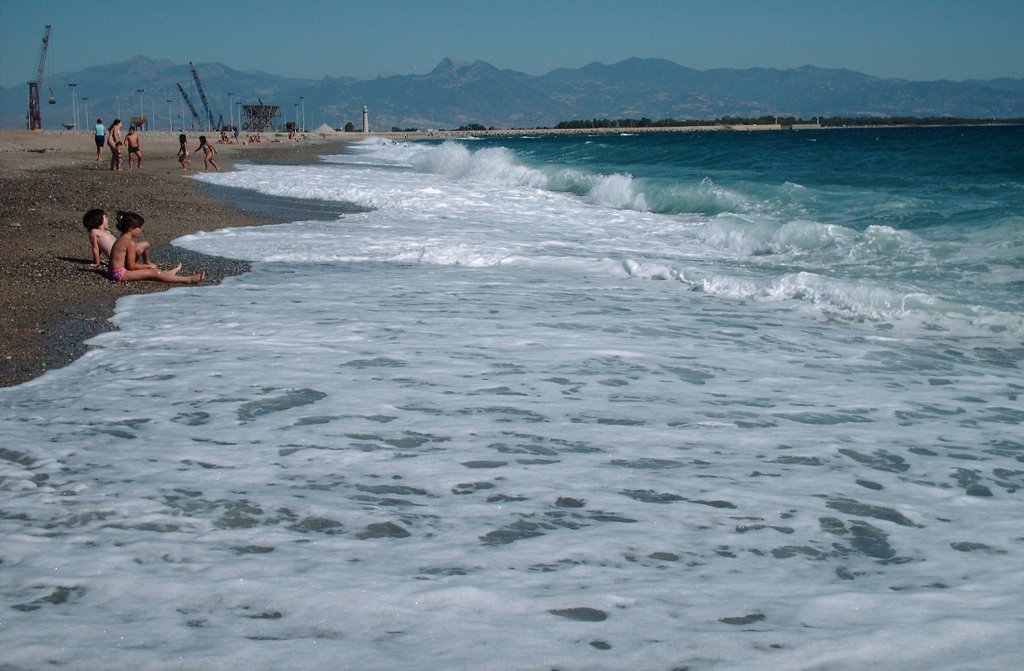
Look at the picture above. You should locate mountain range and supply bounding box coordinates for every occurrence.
[2,56,1022,131]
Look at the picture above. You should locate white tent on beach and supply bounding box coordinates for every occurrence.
[311,123,338,135]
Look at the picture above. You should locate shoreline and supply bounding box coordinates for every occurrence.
[0,128,361,388]
[5,121,998,388]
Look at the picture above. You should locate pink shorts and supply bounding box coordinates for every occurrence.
[108,266,126,282]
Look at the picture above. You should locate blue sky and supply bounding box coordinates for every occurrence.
[2,0,1022,89]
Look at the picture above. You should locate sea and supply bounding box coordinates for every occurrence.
[1,126,1022,670]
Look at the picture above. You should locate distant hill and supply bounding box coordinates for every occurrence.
[2,55,1022,131]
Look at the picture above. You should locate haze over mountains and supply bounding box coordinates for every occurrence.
[2,55,1022,131]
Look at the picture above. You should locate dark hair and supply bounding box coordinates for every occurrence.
[109,118,121,131]
[82,208,106,230]
[96,118,102,124]
[116,211,144,233]
[198,135,207,145]
[179,133,186,144]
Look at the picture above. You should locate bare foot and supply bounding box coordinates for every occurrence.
[190,270,206,284]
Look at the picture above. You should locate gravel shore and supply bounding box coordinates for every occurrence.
[0,129,359,387]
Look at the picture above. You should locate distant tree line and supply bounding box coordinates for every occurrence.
[813,116,1024,127]
[555,116,1024,129]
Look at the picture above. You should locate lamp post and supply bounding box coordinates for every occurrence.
[82,97,89,129]
[294,103,299,130]
[167,100,173,132]
[69,83,78,130]
[136,89,144,129]
[300,96,305,132]
[228,92,234,131]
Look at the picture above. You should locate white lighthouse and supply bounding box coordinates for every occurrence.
[362,106,369,134]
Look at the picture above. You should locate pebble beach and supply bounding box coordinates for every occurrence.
[0,128,358,387]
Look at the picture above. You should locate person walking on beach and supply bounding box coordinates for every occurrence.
[196,135,218,171]
[106,119,122,171]
[125,126,142,170]
[177,133,190,170]
[94,118,105,161]
[107,211,204,285]
[83,208,151,268]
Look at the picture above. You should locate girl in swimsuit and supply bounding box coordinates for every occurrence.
[83,208,151,268]
[196,135,219,171]
[178,133,191,170]
[108,211,204,285]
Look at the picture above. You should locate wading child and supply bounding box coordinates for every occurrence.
[196,135,219,171]
[83,208,151,268]
[108,211,204,285]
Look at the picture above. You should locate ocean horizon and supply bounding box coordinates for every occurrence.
[2,126,1022,670]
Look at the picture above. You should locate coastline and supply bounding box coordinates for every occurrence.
[4,121,983,388]
[0,128,360,388]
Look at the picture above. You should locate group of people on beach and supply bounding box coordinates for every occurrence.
[83,208,204,285]
[84,119,221,285]
[93,118,219,172]
[95,118,141,171]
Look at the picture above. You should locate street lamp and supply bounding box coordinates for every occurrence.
[228,92,234,131]
[300,96,305,132]
[136,89,144,128]
[82,97,89,130]
[69,83,78,130]
[167,100,173,132]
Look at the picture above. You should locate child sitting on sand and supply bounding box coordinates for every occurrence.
[196,135,218,171]
[83,208,151,268]
[108,211,204,285]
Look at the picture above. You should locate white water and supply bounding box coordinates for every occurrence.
[1,138,1021,670]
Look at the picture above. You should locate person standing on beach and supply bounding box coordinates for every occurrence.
[125,126,142,170]
[106,119,122,171]
[196,135,218,171]
[177,133,191,170]
[94,118,105,161]
[107,211,204,284]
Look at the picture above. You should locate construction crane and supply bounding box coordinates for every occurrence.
[189,61,217,130]
[176,82,204,130]
[27,25,51,130]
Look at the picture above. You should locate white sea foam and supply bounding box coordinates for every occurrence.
[191,141,1024,336]
[2,134,1021,670]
